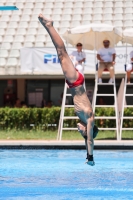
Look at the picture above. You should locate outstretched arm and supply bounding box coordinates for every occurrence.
[86,117,94,153]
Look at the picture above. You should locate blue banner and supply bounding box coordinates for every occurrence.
[0,6,18,10]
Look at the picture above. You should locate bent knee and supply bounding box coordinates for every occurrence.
[109,66,114,71]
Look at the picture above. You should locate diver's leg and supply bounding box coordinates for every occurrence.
[38,14,78,83]
[77,118,95,166]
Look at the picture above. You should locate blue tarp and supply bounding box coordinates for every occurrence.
[0,6,18,10]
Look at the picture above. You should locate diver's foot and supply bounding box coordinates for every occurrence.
[85,155,95,166]
[86,160,95,166]
[38,14,53,28]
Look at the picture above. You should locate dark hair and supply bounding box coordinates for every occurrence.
[76,43,82,46]
[103,40,110,43]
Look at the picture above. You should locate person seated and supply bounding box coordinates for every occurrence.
[126,50,133,84]
[14,98,21,108]
[97,39,116,83]
[70,43,86,90]
[97,97,106,105]
[46,100,53,108]
[21,101,27,108]
[71,43,86,65]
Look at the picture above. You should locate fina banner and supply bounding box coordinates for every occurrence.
[20,47,133,74]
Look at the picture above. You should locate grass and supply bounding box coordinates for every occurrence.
[0,129,132,140]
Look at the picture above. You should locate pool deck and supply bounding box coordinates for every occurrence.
[0,140,133,149]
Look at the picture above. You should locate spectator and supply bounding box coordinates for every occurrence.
[21,101,27,108]
[46,100,53,108]
[14,98,21,108]
[41,99,46,108]
[126,50,133,84]
[97,97,106,105]
[71,43,86,65]
[70,43,86,90]
[97,39,116,83]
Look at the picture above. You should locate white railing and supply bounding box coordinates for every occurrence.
[120,74,133,139]
[92,71,120,140]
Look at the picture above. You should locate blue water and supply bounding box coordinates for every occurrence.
[0,150,133,200]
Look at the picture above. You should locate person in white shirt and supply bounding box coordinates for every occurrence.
[71,43,86,65]
[126,51,133,84]
[70,43,86,89]
[97,40,116,83]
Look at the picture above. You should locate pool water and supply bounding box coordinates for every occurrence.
[0,149,133,200]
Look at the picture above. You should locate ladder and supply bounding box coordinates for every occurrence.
[120,74,133,140]
[57,82,78,140]
[92,70,120,140]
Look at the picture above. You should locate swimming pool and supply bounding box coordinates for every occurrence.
[0,149,133,200]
